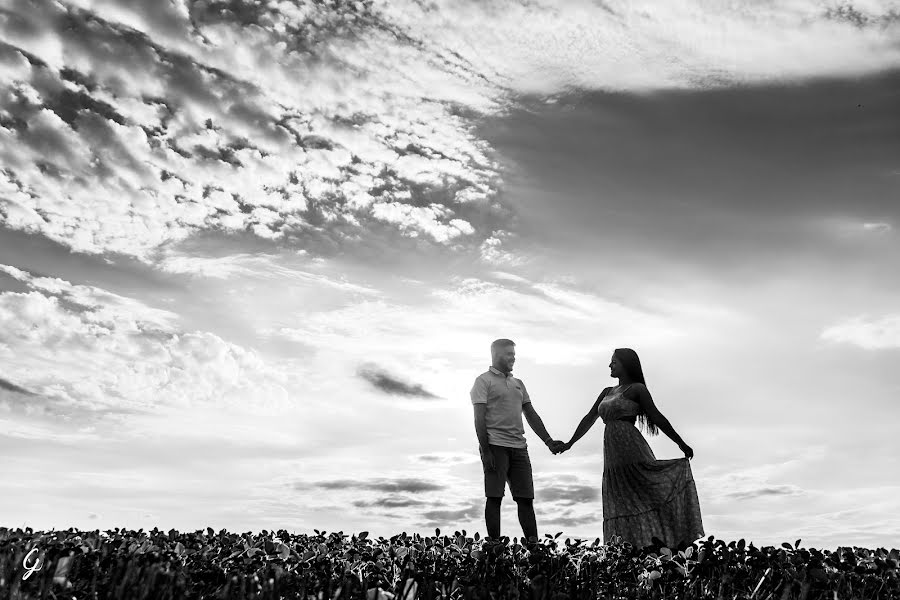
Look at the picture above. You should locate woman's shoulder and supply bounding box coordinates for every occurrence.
[623,382,648,399]
[592,387,612,405]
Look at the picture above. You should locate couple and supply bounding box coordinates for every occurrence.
[471,338,704,550]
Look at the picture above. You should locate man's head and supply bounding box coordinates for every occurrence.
[491,338,516,374]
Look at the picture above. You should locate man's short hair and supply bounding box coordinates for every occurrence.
[491,338,515,352]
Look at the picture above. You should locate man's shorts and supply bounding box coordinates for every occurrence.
[480,444,534,499]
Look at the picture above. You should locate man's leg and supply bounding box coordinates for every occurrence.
[513,497,537,542]
[508,447,537,542]
[485,497,502,539]
[482,445,510,539]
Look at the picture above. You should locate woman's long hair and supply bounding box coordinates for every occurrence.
[614,348,659,436]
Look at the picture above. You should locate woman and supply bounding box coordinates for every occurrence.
[559,348,704,550]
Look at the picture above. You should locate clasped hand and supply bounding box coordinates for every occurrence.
[546,439,569,455]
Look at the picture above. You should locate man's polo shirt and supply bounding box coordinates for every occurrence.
[470,366,531,448]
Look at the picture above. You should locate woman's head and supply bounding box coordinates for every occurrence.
[610,347,657,436]
[610,348,645,385]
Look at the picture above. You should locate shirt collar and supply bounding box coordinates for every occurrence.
[489,366,512,377]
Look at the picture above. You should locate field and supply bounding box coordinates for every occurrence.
[1,526,897,600]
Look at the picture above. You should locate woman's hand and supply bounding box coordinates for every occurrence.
[680,443,694,460]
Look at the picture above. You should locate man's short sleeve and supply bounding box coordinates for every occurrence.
[470,376,488,405]
[519,379,531,405]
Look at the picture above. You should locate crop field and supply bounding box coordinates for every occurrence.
[1,526,897,600]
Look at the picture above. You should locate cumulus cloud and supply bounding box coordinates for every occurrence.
[0,0,502,262]
[480,231,526,266]
[2,0,898,267]
[370,202,475,244]
[821,314,900,350]
[0,263,293,418]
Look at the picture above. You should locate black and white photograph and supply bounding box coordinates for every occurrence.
[1,0,898,597]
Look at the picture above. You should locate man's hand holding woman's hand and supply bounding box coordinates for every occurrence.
[546,439,569,455]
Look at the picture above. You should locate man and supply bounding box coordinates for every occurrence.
[471,338,566,544]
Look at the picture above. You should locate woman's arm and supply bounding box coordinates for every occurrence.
[632,384,693,458]
[564,388,609,450]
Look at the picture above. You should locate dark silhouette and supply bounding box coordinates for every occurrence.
[471,339,565,544]
[558,348,704,549]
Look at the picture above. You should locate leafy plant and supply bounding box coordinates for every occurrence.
[1,526,897,599]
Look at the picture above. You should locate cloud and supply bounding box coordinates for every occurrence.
[278,275,732,404]
[724,485,806,501]
[352,496,431,509]
[862,222,893,234]
[480,231,526,267]
[379,0,900,97]
[420,503,482,523]
[540,512,602,528]
[821,217,896,239]
[536,483,601,506]
[357,364,440,400]
[0,264,296,421]
[156,252,380,297]
[821,314,900,350]
[414,452,477,465]
[369,202,475,244]
[0,377,33,395]
[0,0,502,263]
[309,477,446,494]
[3,0,898,270]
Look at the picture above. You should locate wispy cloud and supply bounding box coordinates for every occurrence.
[308,477,446,494]
[0,377,33,395]
[862,222,893,234]
[724,485,806,501]
[541,507,603,529]
[821,314,900,350]
[357,364,441,400]
[536,483,601,506]
[352,496,432,509]
[414,453,478,465]
[420,503,482,524]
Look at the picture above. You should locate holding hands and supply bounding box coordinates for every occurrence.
[545,439,570,455]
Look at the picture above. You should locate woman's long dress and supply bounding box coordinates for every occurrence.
[597,384,704,549]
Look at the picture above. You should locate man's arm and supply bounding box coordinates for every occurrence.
[472,377,497,470]
[522,403,554,445]
[473,404,490,451]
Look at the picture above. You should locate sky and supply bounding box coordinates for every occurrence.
[1,0,899,551]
